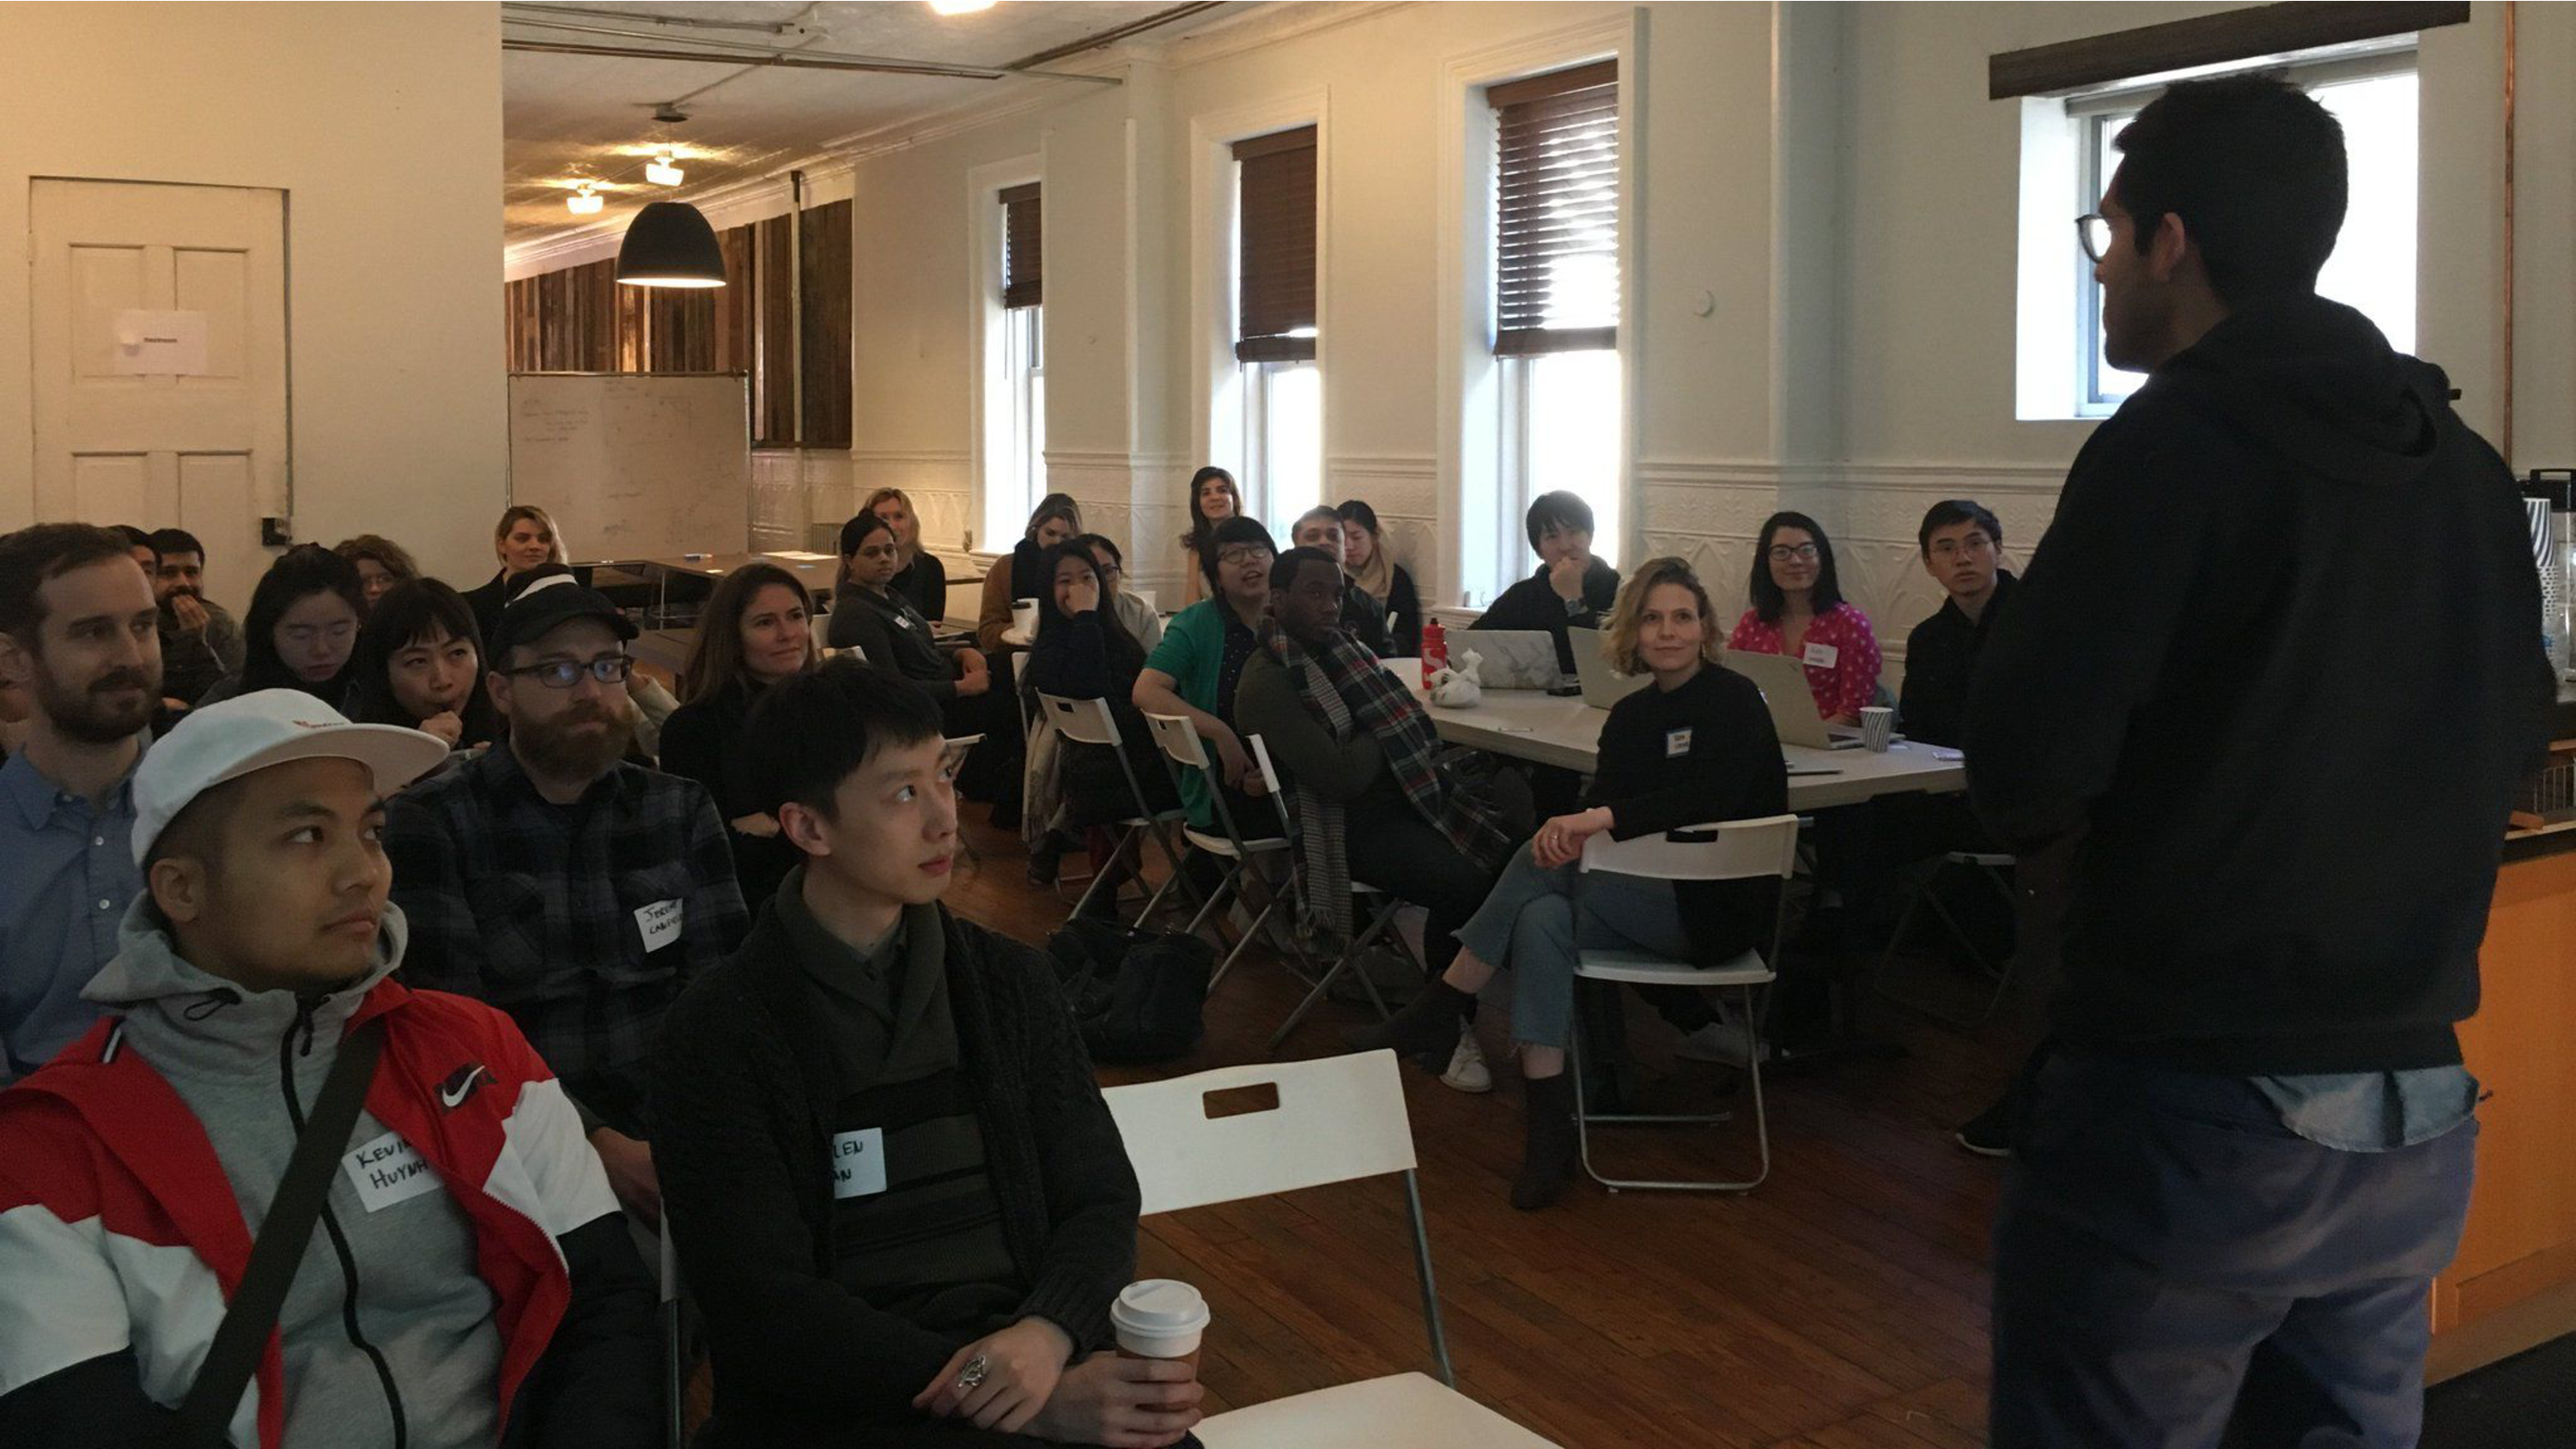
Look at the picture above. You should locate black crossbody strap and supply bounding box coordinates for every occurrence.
[167,1016,387,1449]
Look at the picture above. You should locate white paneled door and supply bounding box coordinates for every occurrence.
[31,179,289,615]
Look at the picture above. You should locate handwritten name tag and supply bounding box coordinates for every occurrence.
[830,1128,888,1199]
[1665,728,1693,758]
[1801,642,1839,670]
[635,899,684,953]
[343,1131,441,1213]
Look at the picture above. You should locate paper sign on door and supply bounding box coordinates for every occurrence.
[111,310,210,376]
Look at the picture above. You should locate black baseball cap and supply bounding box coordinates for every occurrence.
[489,573,637,659]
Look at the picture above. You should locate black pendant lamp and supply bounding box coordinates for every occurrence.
[616,201,726,288]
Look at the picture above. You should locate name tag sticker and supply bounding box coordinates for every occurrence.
[635,899,684,953]
[1801,642,1839,670]
[830,1128,888,1199]
[1664,728,1693,758]
[343,1131,441,1213]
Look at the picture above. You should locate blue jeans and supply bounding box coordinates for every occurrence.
[1452,846,1692,1050]
[1990,1052,2477,1449]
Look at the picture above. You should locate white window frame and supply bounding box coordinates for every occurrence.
[1002,302,1046,527]
[1239,355,1320,536]
[968,156,1042,551]
[1496,350,1623,579]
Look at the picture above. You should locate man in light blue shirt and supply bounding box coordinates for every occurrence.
[0,524,161,1082]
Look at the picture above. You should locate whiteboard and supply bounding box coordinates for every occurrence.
[507,373,750,561]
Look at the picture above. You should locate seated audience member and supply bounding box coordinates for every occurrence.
[655,662,1195,1449]
[0,691,659,1445]
[662,563,820,914]
[1473,490,1621,676]
[1287,508,1391,657]
[1899,499,2014,751]
[1236,546,1510,1032]
[148,526,246,708]
[346,578,501,753]
[386,579,749,1230]
[866,487,951,627]
[1357,558,1787,1209]
[335,532,422,607]
[834,512,991,732]
[1728,511,1881,726]
[1174,466,1243,609]
[1337,500,1422,658]
[0,525,161,1082]
[1134,517,1278,830]
[113,525,158,576]
[1021,542,1178,894]
[976,495,1084,656]
[1070,533,1163,654]
[462,505,568,645]
[197,543,366,710]
[506,565,681,759]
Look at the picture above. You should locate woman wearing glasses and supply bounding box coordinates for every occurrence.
[192,543,368,709]
[1728,511,1882,726]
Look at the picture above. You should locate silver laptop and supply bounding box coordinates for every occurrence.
[1564,627,1649,711]
[1457,628,1564,689]
[1722,649,1864,749]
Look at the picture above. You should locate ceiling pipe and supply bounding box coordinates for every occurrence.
[998,1,1226,72]
[502,38,1017,82]
[501,3,798,35]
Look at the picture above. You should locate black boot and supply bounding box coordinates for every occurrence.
[1511,1072,1580,1210]
[1343,979,1472,1064]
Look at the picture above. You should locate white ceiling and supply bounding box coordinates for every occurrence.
[503,1,1242,253]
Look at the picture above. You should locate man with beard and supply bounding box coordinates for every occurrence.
[386,578,748,1231]
[147,526,246,708]
[0,524,164,1082]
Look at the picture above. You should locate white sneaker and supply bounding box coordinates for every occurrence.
[1673,1021,1771,1067]
[1439,1032,1494,1094]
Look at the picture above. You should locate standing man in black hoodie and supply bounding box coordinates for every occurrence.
[1967,76,2554,1448]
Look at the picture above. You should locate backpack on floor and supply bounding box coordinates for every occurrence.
[1048,917,1212,1064]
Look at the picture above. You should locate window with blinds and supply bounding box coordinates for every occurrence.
[1000,182,1042,310]
[1234,125,1316,363]
[1492,59,1619,357]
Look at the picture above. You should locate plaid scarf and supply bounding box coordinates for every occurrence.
[1259,620,1513,936]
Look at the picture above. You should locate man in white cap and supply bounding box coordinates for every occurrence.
[0,690,659,1447]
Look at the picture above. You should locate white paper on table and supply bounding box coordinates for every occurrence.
[766,550,835,561]
[111,310,210,376]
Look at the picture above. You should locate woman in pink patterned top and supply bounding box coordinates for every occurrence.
[1728,511,1881,724]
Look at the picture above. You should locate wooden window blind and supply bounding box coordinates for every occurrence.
[1989,3,2467,100]
[1492,59,1619,357]
[1000,182,1042,310]
[799,198,853,449]
[1234,125,1316,363]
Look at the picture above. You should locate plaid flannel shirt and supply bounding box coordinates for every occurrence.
[385,744,748,1137]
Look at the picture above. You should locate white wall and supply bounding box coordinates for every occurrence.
[0,3,507,585]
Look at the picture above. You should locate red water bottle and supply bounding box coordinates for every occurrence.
[1420,617,1446,687]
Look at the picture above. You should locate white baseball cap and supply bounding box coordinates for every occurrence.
[132,689,452,864]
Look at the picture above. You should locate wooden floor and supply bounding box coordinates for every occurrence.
[944,814,2037,1448]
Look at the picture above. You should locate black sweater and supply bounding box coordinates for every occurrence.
[1967,295,2555,1076]
[1375,564,1424,658]
[829,584,958,700]
[890,549,950,627]
[656,676,798,912]
[1474,558,1621,674]
[1897,570,2017,751]
[653,903,1140,1438]
[1588,664,1789,962]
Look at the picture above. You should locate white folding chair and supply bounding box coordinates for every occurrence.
[1571,813,1801,1194]
[1244,734,1419,1052]
[1139,712,1303,990]
[1035,692,1191,920]
[1101,1051,1558,1447]
[1870,849,2023,1032]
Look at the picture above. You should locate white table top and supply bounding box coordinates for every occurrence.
[636,550,839,581]
[1384,658,1963,810]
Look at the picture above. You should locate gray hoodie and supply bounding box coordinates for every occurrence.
[82,902,502,1449]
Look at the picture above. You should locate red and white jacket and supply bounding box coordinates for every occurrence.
[0,975,656,1449]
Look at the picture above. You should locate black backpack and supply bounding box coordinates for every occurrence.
[1048,917,1212,1064]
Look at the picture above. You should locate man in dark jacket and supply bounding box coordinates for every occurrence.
[1967,76,2555,1448]
[654,660,1200,1448]
[1472,489,1620,676]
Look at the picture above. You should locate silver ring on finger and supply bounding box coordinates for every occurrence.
[955,1354,990,1392]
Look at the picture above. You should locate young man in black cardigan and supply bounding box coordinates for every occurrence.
[653,659,1201,1448]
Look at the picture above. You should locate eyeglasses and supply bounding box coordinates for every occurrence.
[500,654,632,688]
[1766,543,1820,563]
[1217,545,1274,567]
[2076,213,2113,263]
[1929,534,1995,560]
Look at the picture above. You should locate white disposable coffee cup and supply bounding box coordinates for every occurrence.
[1860,705,1896,753]
[1111,1278,1210,1367]
[1012,597,1040,637]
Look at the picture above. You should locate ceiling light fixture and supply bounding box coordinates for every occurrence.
[928,0,997,15]
[645,151,685,186]
[568,182,604,215]
[617,201,727,288]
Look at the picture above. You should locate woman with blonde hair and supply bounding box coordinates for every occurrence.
[861,485,950,624]
[660,561,820,911]
[1351,557,1787,1210]
[462,504,568,642]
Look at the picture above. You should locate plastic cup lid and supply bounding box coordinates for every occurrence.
[1114,1279,1209,1333]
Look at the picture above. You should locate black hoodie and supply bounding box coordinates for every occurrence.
[1965,295,2554,1076]
[1474,556,1622,675]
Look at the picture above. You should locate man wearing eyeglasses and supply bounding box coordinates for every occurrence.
[386,578,749,1232]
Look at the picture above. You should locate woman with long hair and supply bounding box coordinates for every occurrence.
[198,544,368,708]
[1020,541,1178,894]
[1354,558,1787,1209]
[1334,499,1422,657]
[1175,466,1242,607]
[976,493,1083,654]
[659,561,819,911]
[1068,532,1163,655]
[831,512,989,735]
[1728,511,1881,726]
[334,533,422,607]
[860,486,950,625]
[346,578,498,753]
[462,504,568,644]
